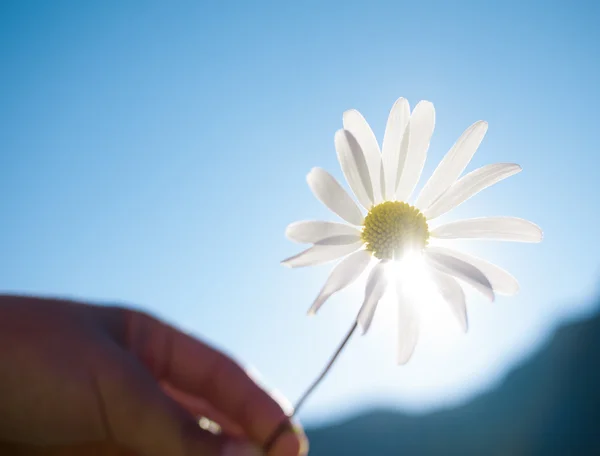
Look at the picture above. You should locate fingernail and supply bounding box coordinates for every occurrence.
[222,441,264,456]
[269,388,294,416]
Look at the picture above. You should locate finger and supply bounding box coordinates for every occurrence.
[0,441,135,455]
[162,382,246,438]
[96,351,239,456]
[123,310,306,456]
[162,383,307,456]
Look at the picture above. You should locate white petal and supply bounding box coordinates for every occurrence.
[357,261,388,334]
[315,235,363,245]
[381,97,410,200]
[416,121,488,209]
[286,221,361,244]
[429,269,468,332]
[425,249,494,301]
[379,160,386,205]
[306,168,364,226]
[423,163,522,220]
[395,280,419,365]
[426,246,519,295]
[335,129,374,209]
[390,123,411,199]
[343,110,383,204]
[281,243,363,268]
[308,250,372,315]
[396,101,435,201]
[431,217,543,243]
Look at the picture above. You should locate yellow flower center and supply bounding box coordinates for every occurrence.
[361,201,430,260]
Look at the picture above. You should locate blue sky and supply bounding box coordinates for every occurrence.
[1,0,599,426]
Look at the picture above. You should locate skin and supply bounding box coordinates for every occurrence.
[0,295,307,456]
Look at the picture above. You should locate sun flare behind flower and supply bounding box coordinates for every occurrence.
[282,97,543,364]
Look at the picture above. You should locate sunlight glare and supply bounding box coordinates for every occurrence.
[384,251,463,347]
[387,251,432,299]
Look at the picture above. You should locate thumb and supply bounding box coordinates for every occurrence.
[98,359,262,456]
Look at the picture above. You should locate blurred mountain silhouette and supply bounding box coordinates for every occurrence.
[306,307,600,455]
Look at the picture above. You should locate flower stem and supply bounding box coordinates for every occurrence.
[263,320,359,452]
[292,320,358,414]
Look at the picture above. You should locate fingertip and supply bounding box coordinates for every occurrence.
[292,422,309,456]
[221,441,264,456]
[268,427,309,456]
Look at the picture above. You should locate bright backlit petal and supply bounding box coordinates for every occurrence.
[335,129,374,210]
[306,167,364,226]
[357,261,389,334]
[423,163,522,220]
[426,246,519,295]
[416,120,488,209]
[381,97,410,200]
[343,110,383,204]
[425,249,495,301]
[431,217,543,243]
[285,221,361,244]
[429,268,468,332]
[396,279,419,365]
[308,250,372,315]
[392,124,411,199]
[281,243,363,268]
[396,101,435,201]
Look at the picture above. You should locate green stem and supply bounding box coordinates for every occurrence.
[263,320,359,452]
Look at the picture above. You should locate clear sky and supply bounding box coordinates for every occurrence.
[1,0,599,426]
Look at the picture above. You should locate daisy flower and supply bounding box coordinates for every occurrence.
[282,97,543,364]
[265,97,542,452]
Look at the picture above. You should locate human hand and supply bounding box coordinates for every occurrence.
[0,295,307,456]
